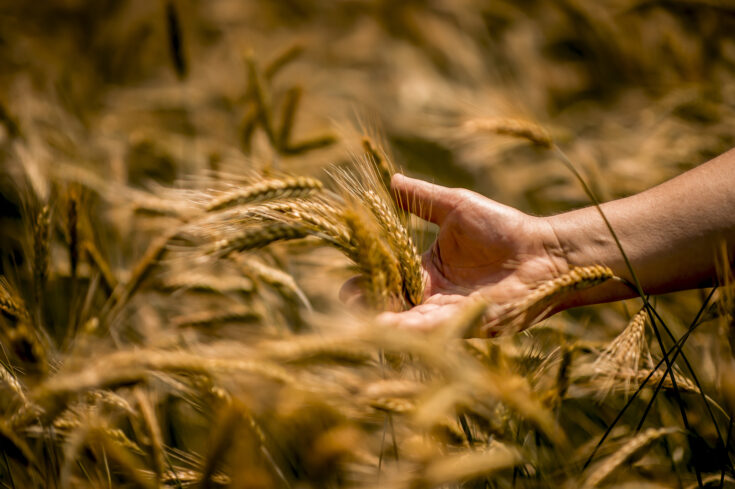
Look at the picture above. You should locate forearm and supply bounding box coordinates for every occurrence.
[547,148,735,309]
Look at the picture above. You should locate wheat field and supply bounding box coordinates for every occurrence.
[1,1,735,488]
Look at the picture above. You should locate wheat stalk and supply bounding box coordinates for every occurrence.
[82,239,118,294]
[135,389,165,481]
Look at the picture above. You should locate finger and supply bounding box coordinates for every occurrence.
[378,302,461,332]
[390,174,455,225]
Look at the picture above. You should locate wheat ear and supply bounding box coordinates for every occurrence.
[592,308,648,398]
[36,351,295,406]
[0,362,29,407]
[422,444,522,486]
[361,136,393,190]
[171,306,261,329]
[233,256,311,310]
[205,176,323,212]
[0,278,29,321]
[158,273,255,295]
[582,427,677,488]
[482,265,615,334]
[252,199,352,252]
[210,222,309,256]
[343,209,402,310]
[363,189,424,305]
[463,117,552,148]
[32,205,50,309]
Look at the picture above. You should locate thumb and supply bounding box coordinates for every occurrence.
[390,174,455,225]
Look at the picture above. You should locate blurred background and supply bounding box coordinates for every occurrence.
[1,2,735,486]
[2,0,735,335]
[2,0,734,203]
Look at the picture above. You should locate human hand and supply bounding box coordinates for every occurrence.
[372,174,572,335]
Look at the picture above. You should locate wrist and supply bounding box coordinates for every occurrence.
[543,211,633,311]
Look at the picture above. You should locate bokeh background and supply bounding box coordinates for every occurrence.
[1,1,735,487]
[3,0,735,335]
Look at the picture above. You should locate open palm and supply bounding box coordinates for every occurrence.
[379,175,570,334]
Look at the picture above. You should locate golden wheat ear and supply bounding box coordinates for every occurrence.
[581,427,678,489]
[462,117,553,148]
[481,265,617,335]
[342,207,403,311]
[329,152,426,309]
[591,308,649,399]
[204,176,323,212]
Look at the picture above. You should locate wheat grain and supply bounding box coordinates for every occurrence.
[463,117,553,148]
[0,278,29,321]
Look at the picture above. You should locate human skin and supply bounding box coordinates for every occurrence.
[350,148,735,334]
